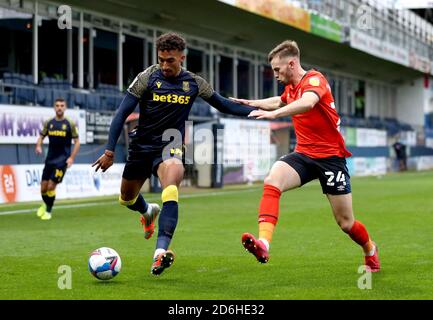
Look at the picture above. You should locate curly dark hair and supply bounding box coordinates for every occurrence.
[156,32,186,52]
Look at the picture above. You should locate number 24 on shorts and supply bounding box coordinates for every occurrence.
[325,171,346,186]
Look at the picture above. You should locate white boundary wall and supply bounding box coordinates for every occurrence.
[0,163,124,204]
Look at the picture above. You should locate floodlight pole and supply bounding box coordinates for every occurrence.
[67,27,73,84]
[78,11,84,88]
[233,50,238,98]
[118,22,123,92]
[33,0,39,84]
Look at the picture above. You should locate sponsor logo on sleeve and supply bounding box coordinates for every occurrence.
[309,77,320,86]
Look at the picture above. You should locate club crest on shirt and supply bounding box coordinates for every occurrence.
[182,81,190,92]
[62,124,67,130]
[309,77,320,86]
[156,81,162,89]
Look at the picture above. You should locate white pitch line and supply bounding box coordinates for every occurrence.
[0,188,259,216]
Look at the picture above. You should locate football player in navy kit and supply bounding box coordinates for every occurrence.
[35,98,80,220]
[93,32,255,275]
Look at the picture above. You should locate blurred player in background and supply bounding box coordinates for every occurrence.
[232,40,380,272]
[35,98,80,220]
[92,32,255,276]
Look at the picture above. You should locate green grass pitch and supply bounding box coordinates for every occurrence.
[1,170,433,300]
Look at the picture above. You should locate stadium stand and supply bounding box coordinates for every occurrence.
[0,71,214,117]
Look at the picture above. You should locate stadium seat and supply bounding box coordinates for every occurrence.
[191,98,212,117]
[14,87,35,105]
[2,72,13,84]
[52,89,70,105]
[10,73,19,85]
[86,94,101,110]
[25,74,34,85]
[71,92,87,108]
[103,95,117,110]
[36,88,53,107]
[0,93,9,104]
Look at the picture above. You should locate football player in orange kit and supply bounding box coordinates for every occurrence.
[232,40,380,272]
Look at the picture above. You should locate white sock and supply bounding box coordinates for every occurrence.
[259,238,270,251]
[365,245,376,257]
[146,203,153,214]
[153,248,166,259]
[141,203,153,216]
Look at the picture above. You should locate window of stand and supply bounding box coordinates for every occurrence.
[123,34,145,88]
[93,27,117,88]
[0,7,33,77]
[218,55,233,97]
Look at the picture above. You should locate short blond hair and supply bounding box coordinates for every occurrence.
[268,40,300,62]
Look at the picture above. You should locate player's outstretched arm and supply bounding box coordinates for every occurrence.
[229,96,283,111]
[249,92,318,120]
[205,92,257,117]
[92,92,139,172]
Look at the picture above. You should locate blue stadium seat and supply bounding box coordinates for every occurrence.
[2,72,13,84]
[86,94,101,110]
[0,94,9,104]
[59,79,72,90]
[191,98,212,117]
[103,95,123,111]
[71,92,86,108]
[25,74,34,85]
[52,89,69,105]
[11,73,19,85]
[14,87,35,105]
[36,88,53,107]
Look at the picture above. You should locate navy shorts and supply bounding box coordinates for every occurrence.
[42,164,67,184]
[122,146,184,181]
[278,152,351,195]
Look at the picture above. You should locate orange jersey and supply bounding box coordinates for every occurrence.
[281,70,352,159]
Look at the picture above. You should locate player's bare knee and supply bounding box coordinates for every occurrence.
[166,162,184,175]
[160,164,184,186]
[263,175,283,191]
[338,217,354,233]
[47,182,57,192]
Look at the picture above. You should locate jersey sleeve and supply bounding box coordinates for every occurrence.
[40,119,49,136]
[189,72,214,100]
[301,75,328,99]
[127,65,159,98]
[69,120,79,139]
[280,86,294,105]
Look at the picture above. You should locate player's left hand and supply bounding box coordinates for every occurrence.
[248,110,276,120]
[66,157,74,168]
[229,97,253,106]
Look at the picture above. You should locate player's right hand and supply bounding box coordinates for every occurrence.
[92,151,114,172]
[35,145,42,155]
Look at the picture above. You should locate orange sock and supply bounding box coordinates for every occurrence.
[347,220,374,255]
[259,222,275,244]
[363,240,374,255]
[257,184,281,245]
